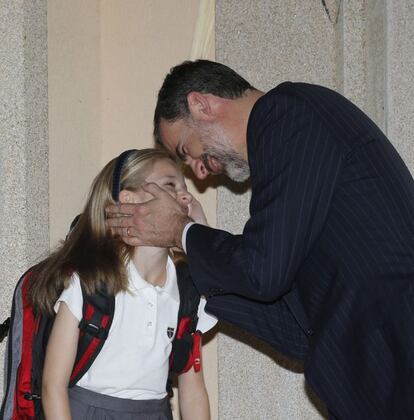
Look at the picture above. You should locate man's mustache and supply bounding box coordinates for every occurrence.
[200,153,215,173]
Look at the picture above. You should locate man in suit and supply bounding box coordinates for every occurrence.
[106,60,414,419]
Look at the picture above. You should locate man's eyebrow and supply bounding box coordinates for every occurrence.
[175,145,186,161]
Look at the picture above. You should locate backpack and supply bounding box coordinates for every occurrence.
[0,261,201,420]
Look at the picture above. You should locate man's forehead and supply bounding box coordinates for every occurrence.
[159,119,183,149]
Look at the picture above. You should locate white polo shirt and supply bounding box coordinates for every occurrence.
[54,257,217,400]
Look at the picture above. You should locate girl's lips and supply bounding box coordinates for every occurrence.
[178,201,191,215]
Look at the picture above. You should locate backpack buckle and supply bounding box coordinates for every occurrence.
[23,393,41,401]
[79,319,109,339]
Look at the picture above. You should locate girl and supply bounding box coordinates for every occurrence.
[30,149,216,419]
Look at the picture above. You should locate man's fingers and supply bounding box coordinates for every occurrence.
[106,203,141,216]
[141,182,168,197]
[110,226,142,244]
[105,214,133,228]
[104,183,185,248]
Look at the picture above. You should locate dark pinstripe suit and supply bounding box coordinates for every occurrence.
[186,82,414,419]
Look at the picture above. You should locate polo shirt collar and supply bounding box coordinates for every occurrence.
[127,257,179,303]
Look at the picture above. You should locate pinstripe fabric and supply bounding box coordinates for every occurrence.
[187,82,414,419]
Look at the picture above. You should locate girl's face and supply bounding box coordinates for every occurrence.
[120,158,193,212]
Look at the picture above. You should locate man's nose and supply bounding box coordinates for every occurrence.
[189,158,209,180]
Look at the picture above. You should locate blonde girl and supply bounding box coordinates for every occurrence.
[30,149,216,420]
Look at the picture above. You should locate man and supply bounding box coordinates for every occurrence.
[107,60,414,419]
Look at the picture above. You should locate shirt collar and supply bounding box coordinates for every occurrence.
[163,257,179,303]
[127,257,179,303]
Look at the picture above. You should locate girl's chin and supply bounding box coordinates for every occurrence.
[179,203,190,215]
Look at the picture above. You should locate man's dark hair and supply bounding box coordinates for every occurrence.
[153,60,253,144]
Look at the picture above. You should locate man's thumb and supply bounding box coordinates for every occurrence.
[141,182,163,197]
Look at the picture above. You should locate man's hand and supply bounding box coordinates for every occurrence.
[105,183,191,249]
[188,197,208,226]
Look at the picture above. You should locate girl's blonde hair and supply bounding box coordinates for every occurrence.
[29,149,176,315]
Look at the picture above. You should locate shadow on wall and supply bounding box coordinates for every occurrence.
[219,321,329,419]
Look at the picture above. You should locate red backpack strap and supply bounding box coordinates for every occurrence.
[169,262,201,376]
[69,282,115,386]
[0,269,49,420]
[9,271,38,420]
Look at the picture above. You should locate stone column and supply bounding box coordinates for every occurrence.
[0,0,48,394]
[386,0,414,172]
[215,1,336,418]
[337,0,386,131]
[336,0,414,173]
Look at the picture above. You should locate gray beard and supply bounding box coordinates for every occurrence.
[195,120,250,182]
[202,146,250,182]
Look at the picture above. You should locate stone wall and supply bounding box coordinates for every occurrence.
[0,0,48,396]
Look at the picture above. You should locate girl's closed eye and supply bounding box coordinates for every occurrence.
[163,182,177,191]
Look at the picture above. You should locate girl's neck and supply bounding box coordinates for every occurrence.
[131,246,169,287]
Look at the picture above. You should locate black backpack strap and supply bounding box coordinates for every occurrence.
[31,313,54,419]
[69,282,115,387]
[0,317,10,343]
[169,262,201,376]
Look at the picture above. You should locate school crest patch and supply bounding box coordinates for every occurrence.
[167,327,175,339]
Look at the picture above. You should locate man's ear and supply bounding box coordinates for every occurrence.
[187,92,215,122]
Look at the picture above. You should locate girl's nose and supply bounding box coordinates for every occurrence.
[177,190,193,205]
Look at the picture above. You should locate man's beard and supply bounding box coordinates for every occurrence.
[198,124,250,182]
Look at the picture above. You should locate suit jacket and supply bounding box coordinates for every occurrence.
[186,82,414,419]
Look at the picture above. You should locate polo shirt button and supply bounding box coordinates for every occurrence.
[148,302,153,308]
[147,321,152,327]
